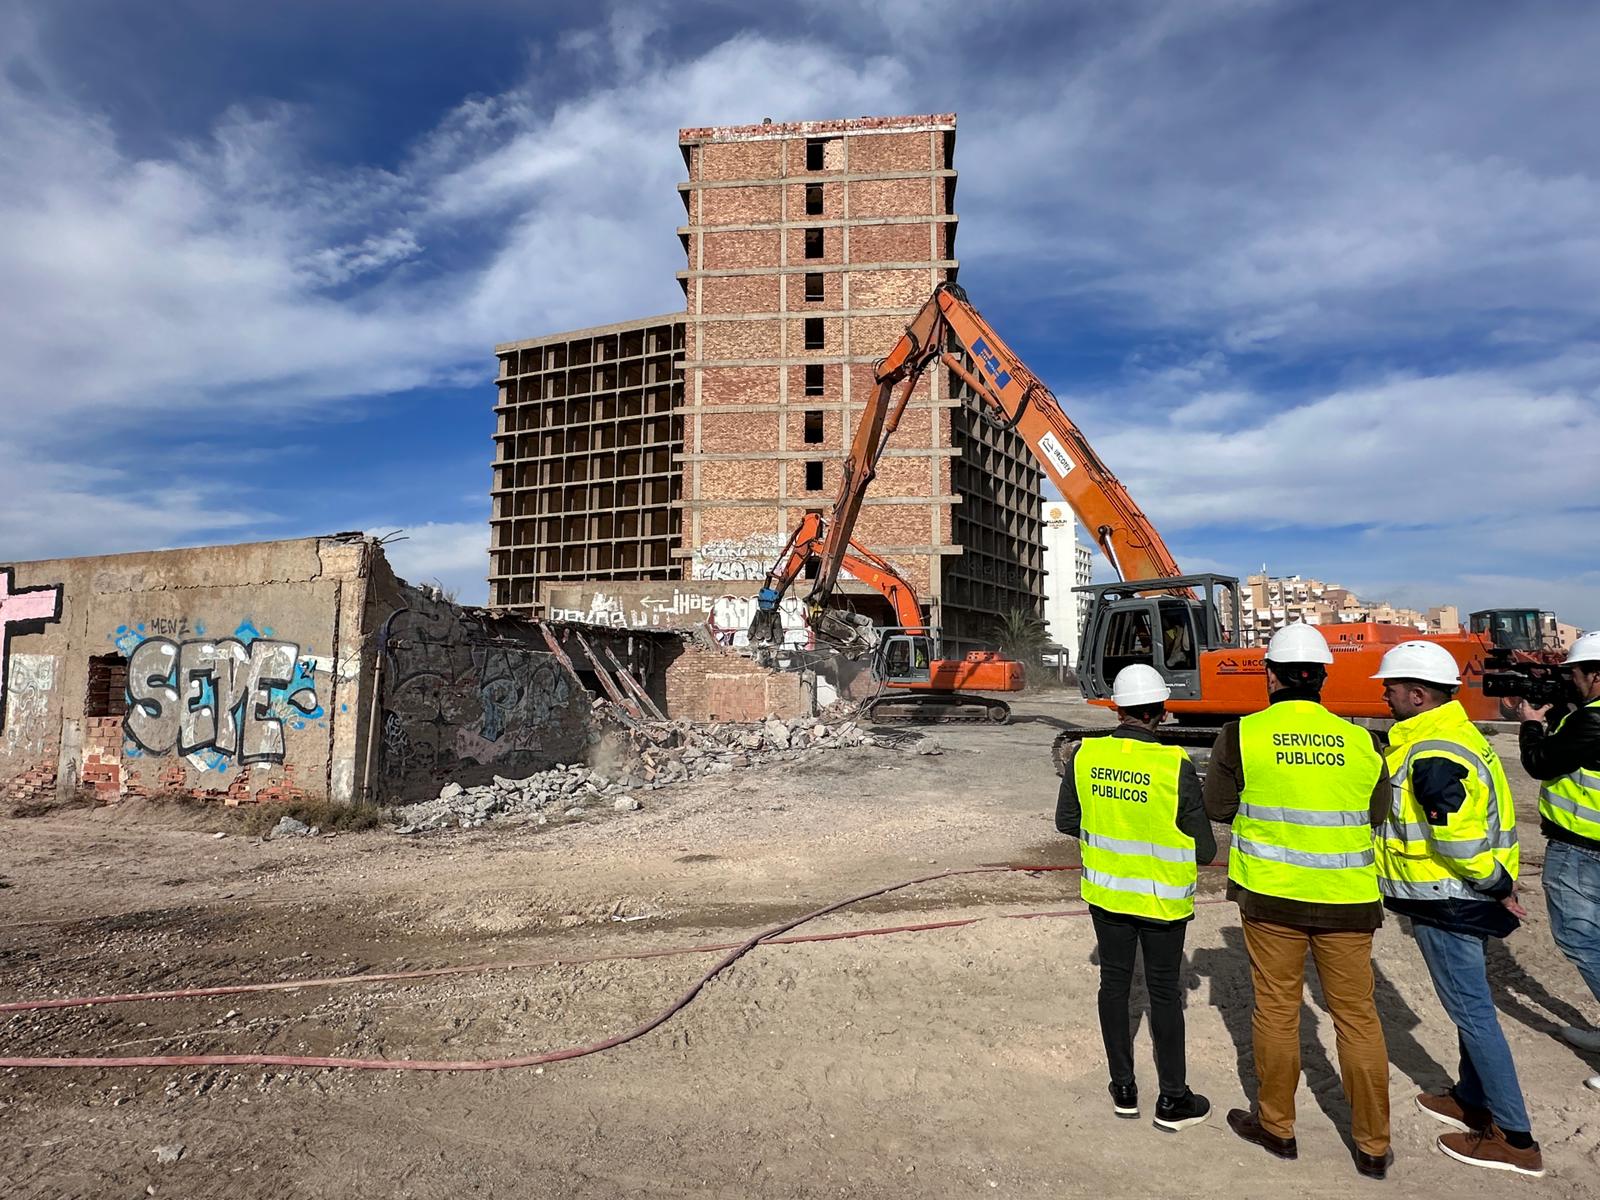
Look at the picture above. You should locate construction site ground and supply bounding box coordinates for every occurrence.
[3,692,1597,1198]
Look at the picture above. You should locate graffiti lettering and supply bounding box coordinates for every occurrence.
[0,568,63,736]
[125,636,319,765]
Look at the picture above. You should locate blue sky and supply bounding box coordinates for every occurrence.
[1,0,1596,626]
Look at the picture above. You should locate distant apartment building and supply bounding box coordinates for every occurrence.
[1239,572,1450,645]
[1041,501,1093,664]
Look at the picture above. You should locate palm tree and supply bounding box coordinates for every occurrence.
[992,607,1050,665]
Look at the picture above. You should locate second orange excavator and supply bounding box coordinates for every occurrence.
[751,510,1021,723]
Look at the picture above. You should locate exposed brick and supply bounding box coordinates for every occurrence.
[698,507,783,542]
[849,177,934,219]
[700,411,783,454]
[784,363,844,401]
[785,408,837,450]
[695,140,784,182]
[848,314,917,356]
[849,223,935,264]
[846,267,935,309]
[785,271,833,309]
[786,225,843,267]
[784,182,835,220]
[695,366,782,406]
[848,130,935,173]
[699,185,782,225]
[872,455,937,493]
[855,505,943,547]
[783,136,845,175]
[784,316,840,357]
[701,229,782,270]
[699,459,781,499]
[700,275,781,315]
[700,319,782,361]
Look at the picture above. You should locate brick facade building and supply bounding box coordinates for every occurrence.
[492,113,1044,654]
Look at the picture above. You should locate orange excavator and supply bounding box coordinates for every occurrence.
[752,511,1022,722]
[754,281,1511,739]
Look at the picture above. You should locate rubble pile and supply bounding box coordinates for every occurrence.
[391,710,897,834]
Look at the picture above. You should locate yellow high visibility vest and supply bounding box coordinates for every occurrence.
[1377,700,1518,901]
[1074,734,1196,921]
[1538,699,1600,843]
[1229,700,1383,905]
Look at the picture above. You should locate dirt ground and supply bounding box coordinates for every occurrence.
[3,692,1597,1198]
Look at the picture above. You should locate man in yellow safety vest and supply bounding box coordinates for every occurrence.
[1373,640,1542,1177]
[1058,664,1217,1132]
[1204,623,1393,1179]
[1515,629,1600,1094]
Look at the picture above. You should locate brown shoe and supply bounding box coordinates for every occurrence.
[1226,1108,1298,1160]
[1415,1090,1490,1134]
[1437,1126,1544,1178]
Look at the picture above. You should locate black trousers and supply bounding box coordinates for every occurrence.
[1090,906,1189,1098]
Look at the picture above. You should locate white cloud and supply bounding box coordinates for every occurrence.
[370,522,491,606]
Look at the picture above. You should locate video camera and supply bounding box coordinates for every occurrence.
[1480,650,1577,710]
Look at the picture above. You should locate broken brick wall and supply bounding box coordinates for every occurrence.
[663,643,810,722]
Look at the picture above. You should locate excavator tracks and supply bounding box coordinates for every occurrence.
[864,693,1011,725]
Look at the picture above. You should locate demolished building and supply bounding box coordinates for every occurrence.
[0,535,813,811]
[490,113,1046,656]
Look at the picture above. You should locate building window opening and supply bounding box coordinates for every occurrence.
[804,460,824,490]
[805,138,827,170]
[804,227,824,259]
[804,363,824,395]
[805,183,824,215]
[804,317,825,349]
[85,654,128,719]
[804,271,824,302]
[803,558,820,581]
[803,410,824,444]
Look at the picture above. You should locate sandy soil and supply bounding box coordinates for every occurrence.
[2,692,1597,1198]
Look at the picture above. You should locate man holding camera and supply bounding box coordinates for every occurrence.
[1515,630,1600,1092]
[1372,641,1541,1176]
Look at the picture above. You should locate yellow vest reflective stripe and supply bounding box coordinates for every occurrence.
[1377,701,1519,902]
[1073,734,1196,920]
[1538,699,1600,840]
[1229,701,1382,904]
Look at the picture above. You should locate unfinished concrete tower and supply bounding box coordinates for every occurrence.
[490,315,686,609]
[676,113,1042,650]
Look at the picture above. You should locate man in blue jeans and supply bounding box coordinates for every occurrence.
[1517,630,1600,1094]
[1372,642,1542,1176]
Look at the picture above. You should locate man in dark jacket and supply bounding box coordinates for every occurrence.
[1373,641,1541,1177]
[1515,630,1600,1091]
[1057,664,1217,1132]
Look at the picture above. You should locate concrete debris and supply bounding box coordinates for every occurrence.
[271,816,314,839]
[153,1143,185,1165]
[390,708,900,833]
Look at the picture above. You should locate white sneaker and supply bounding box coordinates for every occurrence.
[1560,1025,1600,1052]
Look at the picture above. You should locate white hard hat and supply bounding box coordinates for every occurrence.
[1371,640,1461,687]
[1563,631,1600,666]
[1112,664,1171,706]
[1265,623,1334,665]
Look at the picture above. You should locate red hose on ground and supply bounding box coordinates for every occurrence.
[0,863,1133,1072]
[4,855,1531,1074]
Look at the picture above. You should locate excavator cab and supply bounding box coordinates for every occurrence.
[879,628,934,685]
[1077,574,1241,710]
[1469,608,1544,654]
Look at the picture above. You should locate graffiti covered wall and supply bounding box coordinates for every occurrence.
[545,582,812,649]
[1,536,374,809]
[374,589,589,802]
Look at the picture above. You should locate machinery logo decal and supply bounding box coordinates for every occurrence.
[1037,432,1075,479]
[968,337,1012,389]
